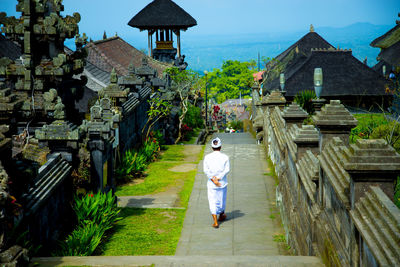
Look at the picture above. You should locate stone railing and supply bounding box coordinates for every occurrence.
[21,153,72,250]
[258,91,400,267]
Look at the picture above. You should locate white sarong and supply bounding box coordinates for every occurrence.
[207,186,227,215]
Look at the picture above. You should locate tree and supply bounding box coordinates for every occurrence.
[166,67,203,144]
[141,95,171,140]
[206,60,257,103]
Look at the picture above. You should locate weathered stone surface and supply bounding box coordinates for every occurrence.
[282,103,308,126]
[312,100,357,128]
[293,125,319,146]
[342,139,400,171]
[0,245,29,266]
[319,137,351,207]
[261,90,286,109]
[297,150,319,202]
[350,186,400,267]
[342,138,400,204]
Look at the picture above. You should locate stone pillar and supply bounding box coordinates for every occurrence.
[282,103,309,129]
[311,98,326,112]
[147,31,152,57]
[176,30,181,58]
[341,139,400,207]
[342,139,400,267]
[312,100,357,151]
[293,125,319,161]
[261,90,286,114]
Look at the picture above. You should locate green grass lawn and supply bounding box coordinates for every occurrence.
[115,145,199,197]
[101,144,205,256]
[99,208,185,256]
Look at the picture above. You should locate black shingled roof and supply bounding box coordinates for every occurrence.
[283,49,389,97]
[370,23,400,49]
[377,40,400,67]
[128,0,197,30]
[263,31,334,92]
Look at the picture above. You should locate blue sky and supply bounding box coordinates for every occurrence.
[1,0,399,40]
[1,0,399,70]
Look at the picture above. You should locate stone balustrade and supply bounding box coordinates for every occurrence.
[260,95,400,266]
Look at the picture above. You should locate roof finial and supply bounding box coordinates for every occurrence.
[310,24,315,32]
[110,68,117,83]
[103,31,107,40]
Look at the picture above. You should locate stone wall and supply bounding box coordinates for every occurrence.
[257,91,400,266]
[21,153,73,251]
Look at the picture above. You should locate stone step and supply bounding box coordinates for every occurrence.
[32,255,325,267]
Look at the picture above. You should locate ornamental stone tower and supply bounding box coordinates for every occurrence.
[0,0,88,129]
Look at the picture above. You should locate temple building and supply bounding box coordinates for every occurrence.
[370,13,400,76]
[128,0,197,65]
[262,26,391,109]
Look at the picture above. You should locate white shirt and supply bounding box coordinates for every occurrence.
[203,151,230,189]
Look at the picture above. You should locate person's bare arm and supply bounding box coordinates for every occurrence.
[211,176,221,187]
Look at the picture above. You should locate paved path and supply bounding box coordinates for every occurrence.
[32,133,324,266]
[176,133,284,256]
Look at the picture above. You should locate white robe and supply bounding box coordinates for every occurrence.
[203,151,230,214]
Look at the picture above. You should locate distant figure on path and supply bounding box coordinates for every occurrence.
[203,137,230,228]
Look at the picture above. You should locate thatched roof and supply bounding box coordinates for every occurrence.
[377,40,400,67]
[263,31,334,92]
[85,36,170,78]
[370,23,400,49]
[0,34,21,60]
[283,49,389,97]
[372,60,393,76]
[128,0,197,30]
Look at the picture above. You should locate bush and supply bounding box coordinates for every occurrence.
[115,137,160,181]
[74,191,120,229]
[370,121,400,152]
[57,222,103,256]
[56,191,121,256]
[294,90,316,114]
[183,104,204,129]
[229,120,243,131]
[350,114,389,143]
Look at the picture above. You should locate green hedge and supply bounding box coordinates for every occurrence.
[55,191,121,256]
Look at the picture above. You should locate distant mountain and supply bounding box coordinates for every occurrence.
[182,22,392,73]
[65,22,392,74]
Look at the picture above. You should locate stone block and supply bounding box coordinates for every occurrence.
[342,139,400,204]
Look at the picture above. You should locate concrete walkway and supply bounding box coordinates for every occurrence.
[32,133,324,266]
[176,133,283,256]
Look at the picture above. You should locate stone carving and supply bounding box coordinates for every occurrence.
[53,97,65,120]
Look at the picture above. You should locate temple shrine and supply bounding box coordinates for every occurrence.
[128,0,197,64]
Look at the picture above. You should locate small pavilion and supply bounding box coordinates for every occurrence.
[128,0,197,64]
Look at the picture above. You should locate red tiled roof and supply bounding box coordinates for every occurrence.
[85,36,170,77]
[253,71,265,81]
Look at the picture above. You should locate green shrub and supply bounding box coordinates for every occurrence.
[74,191,120,229]
[370,121,400,152]
[56,191,121,256]
[115,138,160,181]
[57,222,103,256]
[183,104,204,129]
[350,114,389,143]
[229,120,243,130]
[294,90,316,114]
[395,177,400,209]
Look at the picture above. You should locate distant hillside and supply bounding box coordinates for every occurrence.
[182,22,392,72]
